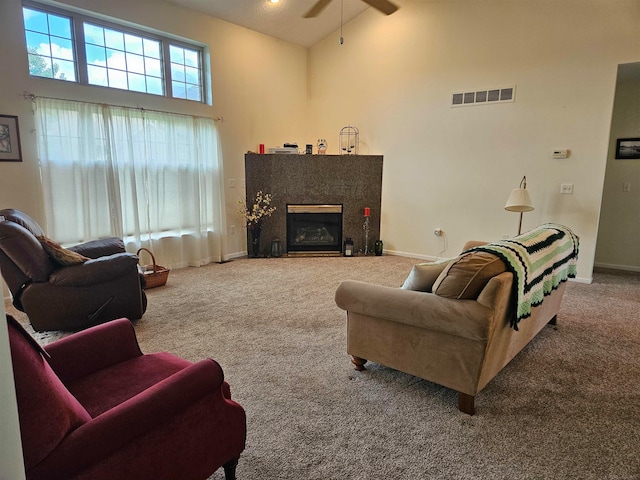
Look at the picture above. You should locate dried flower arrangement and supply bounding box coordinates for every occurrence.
[237,191,276,229]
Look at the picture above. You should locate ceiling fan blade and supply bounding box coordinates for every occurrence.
[304,0,333,18]
[362,0,399,15]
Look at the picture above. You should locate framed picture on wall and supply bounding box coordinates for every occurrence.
[0,114,22,162]
[615,137,640,160]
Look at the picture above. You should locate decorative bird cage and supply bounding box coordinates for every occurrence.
[339,126,359,155]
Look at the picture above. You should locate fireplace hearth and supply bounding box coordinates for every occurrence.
[286,204,342,256]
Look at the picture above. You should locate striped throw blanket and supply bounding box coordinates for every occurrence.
[467,224,579,330]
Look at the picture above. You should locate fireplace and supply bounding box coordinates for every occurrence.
[286,204,343,256]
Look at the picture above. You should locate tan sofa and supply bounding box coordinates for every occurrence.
[335,239,570,415]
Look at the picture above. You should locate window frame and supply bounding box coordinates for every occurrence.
[22,0,207,103]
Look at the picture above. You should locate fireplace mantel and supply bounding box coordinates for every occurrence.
[244,153,383,256]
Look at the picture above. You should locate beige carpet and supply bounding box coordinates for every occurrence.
[7,256,640,479]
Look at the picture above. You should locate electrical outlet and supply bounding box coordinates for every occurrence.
[228,178,236,188]
[560,183,574,194]
[230,225,236,235]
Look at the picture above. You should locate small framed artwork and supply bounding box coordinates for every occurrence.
[0,115,22,162]
[615,138,640,160]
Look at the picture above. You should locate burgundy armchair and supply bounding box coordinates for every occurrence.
[0,209,146,331]
[7,315,246,480]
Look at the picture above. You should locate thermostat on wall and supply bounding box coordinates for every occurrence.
[552,149,569,159]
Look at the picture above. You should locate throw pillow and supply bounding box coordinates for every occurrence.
[432,251,506,300]
[37,235,89,266]
[401,259,452,292]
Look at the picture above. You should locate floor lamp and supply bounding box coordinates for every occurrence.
[505,175,534,235]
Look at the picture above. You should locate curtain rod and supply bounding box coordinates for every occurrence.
[20,91,223,122]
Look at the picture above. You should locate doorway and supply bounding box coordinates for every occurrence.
[594,62,640,272]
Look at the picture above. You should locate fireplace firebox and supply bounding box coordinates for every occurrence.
[286,204,343,256]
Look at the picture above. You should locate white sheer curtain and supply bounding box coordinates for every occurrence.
[35,97,226,268]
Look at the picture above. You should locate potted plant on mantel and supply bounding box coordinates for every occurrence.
[237,191,276,257]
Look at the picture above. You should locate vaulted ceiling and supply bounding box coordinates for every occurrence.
[163,0,373,48]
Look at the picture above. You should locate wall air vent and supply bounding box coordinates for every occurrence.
[451,85,516,107]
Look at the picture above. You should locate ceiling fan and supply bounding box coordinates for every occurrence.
[303,0,399,18]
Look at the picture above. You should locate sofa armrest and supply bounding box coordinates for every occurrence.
[48,253,140,287]
[68,237,125,259]
[30,359,225,480]
[335,280,495,342]
[476,272,513,310]
[45,318,142,383]
[462,240,489,251]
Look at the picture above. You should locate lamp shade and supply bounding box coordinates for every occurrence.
[504,188,534,212]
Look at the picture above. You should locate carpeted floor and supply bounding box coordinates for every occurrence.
[7,256,640,479]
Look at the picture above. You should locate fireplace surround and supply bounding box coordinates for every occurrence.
[244,154,383,256]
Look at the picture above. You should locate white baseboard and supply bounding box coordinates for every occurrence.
[594,262,640,273]
[383,249,440,262]
[226,251,247,260]
[571,276,592,285]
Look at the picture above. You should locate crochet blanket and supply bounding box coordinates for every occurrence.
[467,223,579,330]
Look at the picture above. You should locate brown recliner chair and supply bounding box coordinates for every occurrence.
[0,209,146,331]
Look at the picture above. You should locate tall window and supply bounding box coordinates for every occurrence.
[23,7,76,81]
[83,23,164,95]
[35,98,226,267]
[22,2,206,103]
[169,45,203,101]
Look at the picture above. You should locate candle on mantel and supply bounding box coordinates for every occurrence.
[364,207,371,217]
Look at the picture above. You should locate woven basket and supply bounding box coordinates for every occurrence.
[137,248,170,289]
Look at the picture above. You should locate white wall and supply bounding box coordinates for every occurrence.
[595,63,640,270]
[308,0,640,282]
[0,296,26,480]
[0,0,308,262]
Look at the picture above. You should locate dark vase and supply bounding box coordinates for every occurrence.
[250,225,262,258]
[374,240,383,256]
[271,238,283,258]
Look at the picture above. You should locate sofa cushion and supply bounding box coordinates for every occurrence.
[66,352,191,417]
[401,260,451,292]
[37,235,89,266]
[432,251,506,300]
[68,237,126,258]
